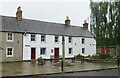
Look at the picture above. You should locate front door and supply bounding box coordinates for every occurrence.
[54,48,59,62]
[31,48,36,60]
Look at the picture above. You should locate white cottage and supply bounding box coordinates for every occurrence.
[0,7,96,62]
[22,17,96,60]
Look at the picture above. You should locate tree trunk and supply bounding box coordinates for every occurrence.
[116,45,120,56]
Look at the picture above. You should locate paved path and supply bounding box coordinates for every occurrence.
[1,61,117,77]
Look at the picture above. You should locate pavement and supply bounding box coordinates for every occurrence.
[0,60,118,77]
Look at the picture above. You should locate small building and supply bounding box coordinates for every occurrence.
[0,7,96,62]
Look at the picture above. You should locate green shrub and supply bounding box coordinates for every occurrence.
[98,54,113,59]
[112,55,118,60]
[85,55,91,58]
[90,54,99,59]
[75,54,83,59]
[90,54,115,59]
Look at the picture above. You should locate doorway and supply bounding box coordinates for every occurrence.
[54,48,59,62]
[31,48,36,60]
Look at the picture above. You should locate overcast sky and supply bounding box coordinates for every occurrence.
[0,0,90,28]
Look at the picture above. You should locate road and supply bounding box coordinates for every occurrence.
[2,68,119,78]
[49,69,118,76]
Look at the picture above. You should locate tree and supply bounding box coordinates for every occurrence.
[90,0,120,54]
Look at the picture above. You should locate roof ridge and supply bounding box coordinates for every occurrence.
[1,15,93,38]
[1,15,83,28]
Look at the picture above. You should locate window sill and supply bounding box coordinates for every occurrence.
[7,40,13,42]
[82,43,85,44]
[68,54,73,55]
[55,42,59,44]
[68,43,73,44]
[41,41,46,43]
[31,41,36,42]
[6,56,13,57]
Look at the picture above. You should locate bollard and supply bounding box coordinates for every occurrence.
[61,60,63,71]
[117,58,119,67]
[117,56,120,78]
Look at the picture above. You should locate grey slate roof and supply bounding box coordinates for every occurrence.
[0,15,94,38]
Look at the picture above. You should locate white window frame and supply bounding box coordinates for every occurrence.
[40,48,46,55]
[6,47,14,57]
[55,35,59,43]
[68,48,73,55]
[82,38,85,44]
[7,33,14,42]
[82,48,85,54]
[41,35,46,42]
[68,36,72,43]
[31,34,36,42]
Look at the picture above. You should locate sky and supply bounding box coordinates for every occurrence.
[0,0,90,28]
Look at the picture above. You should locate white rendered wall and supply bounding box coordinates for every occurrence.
[80,38,96,56]
[23,34,96,60]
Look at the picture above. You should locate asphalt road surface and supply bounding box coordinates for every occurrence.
[48,69,119,76]
[2,68,120,78]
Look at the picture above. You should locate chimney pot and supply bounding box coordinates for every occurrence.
[16,6,22,21]
[83,19,88,29]
[65,16,70,26]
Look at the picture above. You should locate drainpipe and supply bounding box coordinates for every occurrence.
[62,36,65,71]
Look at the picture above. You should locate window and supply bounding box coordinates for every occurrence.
[68,48,72,54]
[6,47,13,57]
[41,35,46,42]
[68,37,72,43]
[82,48,85,54]
[7,33,13,42]
[82,38,85,44]
[40,48,46,55]
[55,36,59,42]
[31,34,36,41]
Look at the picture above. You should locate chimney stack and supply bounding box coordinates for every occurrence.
[16,6,22,21]
[65,16,70,26]
[83,19,88,29]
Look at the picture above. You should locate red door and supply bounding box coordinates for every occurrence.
[31,48,36,60]
[54,48,59,62]
[102,48,105,54]
[106,48,109,54]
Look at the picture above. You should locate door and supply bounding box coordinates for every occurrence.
[54,48,59,62]
[31,48,36,60]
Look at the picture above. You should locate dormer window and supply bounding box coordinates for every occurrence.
[7,33,14,42]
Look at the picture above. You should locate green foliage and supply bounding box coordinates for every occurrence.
[85,55,91,58]
[90,1,120,47]
[75,54,84,59]
[89,54,117,59]
[98,54,111,59]
[90,54,99,59]
[111,55,117,60]
[74,54,85,61]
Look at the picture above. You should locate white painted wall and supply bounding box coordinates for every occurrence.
[23,34,96,60]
